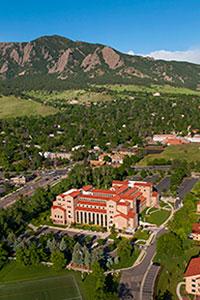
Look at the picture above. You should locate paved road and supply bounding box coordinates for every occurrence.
[133,165,171,171]
[119,228,166,300]
[0,168,71,209]
[142,264,161,300]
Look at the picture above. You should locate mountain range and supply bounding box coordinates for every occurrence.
[1,35,200,89]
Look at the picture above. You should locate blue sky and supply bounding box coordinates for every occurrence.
[1,0,200,63]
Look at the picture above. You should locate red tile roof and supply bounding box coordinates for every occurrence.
[134,182,153,187]
[152,191,159,197]
[79,194,110,201]
[93,189,116,195]
[138,195,146,202]
[184,257,200,277]
[82,185,93,191]
[165,138,188,145]
[112,180,129,186]
[69,191,80,198]
[77,200,106,207]
[192,223,200,234]
[123,191,142,201]
[52,205,66,212]
[75,206,106,214]
[118,200,130,206]
[115,184,129,194]
[122,187,138,197]
[114,209,135,220]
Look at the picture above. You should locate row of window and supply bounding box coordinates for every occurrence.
[77,204,105,210]
[76,211,107,226]
[54,215,63,219]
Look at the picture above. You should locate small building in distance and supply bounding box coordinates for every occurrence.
[184,257,200,296]
[197,201,200,214]
[42,152,71,160]
[187,134,200,143]
[152,134,189,145]
[10,175,26,185]
[191,223,200,241]
[51,180,159,232]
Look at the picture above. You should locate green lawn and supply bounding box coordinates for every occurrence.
[138,144,200,165]
[26,89,113,105]
[112,247,140,270]
[0,274,81,300]
[134,229,150,240]
[0,95,57,119]
[0,261,118,300]
[103,84,200,96]
[143,209,170,226]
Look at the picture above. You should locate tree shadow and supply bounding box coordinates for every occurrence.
[118,282,135,300]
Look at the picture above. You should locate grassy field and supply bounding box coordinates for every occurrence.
[0,275,81,300]
[138,144,200,165]
[104,84,200,95]
[26,89,113,105]
[0,95,57,119]
[0,261,118,300]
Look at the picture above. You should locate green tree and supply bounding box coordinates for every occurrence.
[92,262,106,300]
[51,250,66,271]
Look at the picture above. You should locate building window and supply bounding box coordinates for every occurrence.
[89,212,91,223]
[80,211,83,223]
[105,215,107,227]
[101,214,103,226]
[76,212,79,223]
[96,214,99,225]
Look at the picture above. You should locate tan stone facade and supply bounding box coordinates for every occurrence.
[51,180,159,232]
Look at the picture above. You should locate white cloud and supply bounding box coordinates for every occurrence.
[127,48,200,64]
[127,50,135,56]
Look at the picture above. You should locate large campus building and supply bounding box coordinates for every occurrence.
[51,180,159,232]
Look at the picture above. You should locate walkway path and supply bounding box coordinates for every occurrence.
[176,281,185,300]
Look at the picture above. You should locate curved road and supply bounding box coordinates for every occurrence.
[119,228,165,300]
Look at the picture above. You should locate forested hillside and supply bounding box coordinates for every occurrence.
[1,35,200,91]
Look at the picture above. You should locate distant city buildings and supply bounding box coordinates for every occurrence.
[51,180,159,232]
[184,257,200,296]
